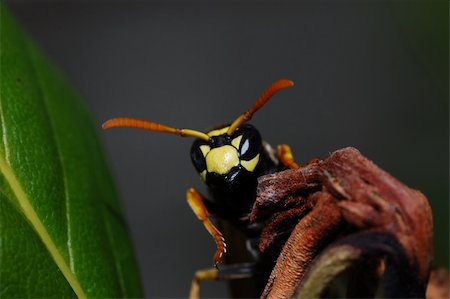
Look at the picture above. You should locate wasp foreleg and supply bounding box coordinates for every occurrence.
[277,144,300,169]
[186,188,226,267]
[277,144,320,169]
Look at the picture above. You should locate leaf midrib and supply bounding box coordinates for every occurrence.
[0,155,87,299]
[0,36,87,298]
[25,33,78,282]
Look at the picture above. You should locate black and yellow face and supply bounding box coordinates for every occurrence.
[102,79,294,192]
[190,124,262,191]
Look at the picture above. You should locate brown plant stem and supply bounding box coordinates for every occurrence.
[251,147,435,298]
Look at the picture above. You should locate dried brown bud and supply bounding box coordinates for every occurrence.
[253,147,435,298]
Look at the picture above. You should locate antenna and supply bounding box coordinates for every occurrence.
[102,117,210,141]
[227,79,294,135]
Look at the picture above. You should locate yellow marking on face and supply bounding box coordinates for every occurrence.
[231,135,243,149]
[241,154,260,172]
[206,145,239,174]
[207,126,230,137]
[200,145,211,157]
[200,170,207,181]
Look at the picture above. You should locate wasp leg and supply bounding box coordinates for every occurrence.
[189,263,257,299]
[186,188,226,267]
[277,144,300,169]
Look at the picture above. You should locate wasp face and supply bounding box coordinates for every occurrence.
[190,124,262,191]
[103,79,293,192]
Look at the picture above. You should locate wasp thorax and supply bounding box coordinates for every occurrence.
[190,124,263,190]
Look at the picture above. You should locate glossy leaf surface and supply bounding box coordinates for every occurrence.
[0,7,142,298]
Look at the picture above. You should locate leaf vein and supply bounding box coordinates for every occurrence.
[13,39,87,298]
[25,45,76,275]
[0,95,10,162]
[0,156,86,299]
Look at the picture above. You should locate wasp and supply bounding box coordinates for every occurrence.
[102,79,299,298]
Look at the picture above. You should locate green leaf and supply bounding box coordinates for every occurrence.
[0,6,143,298]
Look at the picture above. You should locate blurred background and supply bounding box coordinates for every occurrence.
[5,1,448,297]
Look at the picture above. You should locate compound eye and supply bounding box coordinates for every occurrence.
[190,141,207,172]
[237,128,262,160]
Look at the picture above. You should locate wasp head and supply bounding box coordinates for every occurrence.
[190,124,262,192]
[102,79,294,193]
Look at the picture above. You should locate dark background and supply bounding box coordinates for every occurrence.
[6,1,448,298]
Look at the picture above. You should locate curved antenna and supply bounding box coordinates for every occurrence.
[227,79,294,135]
[102,117,210,141]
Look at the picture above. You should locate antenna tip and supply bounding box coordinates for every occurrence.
[102,119,114,130]
[280,79,295,87]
